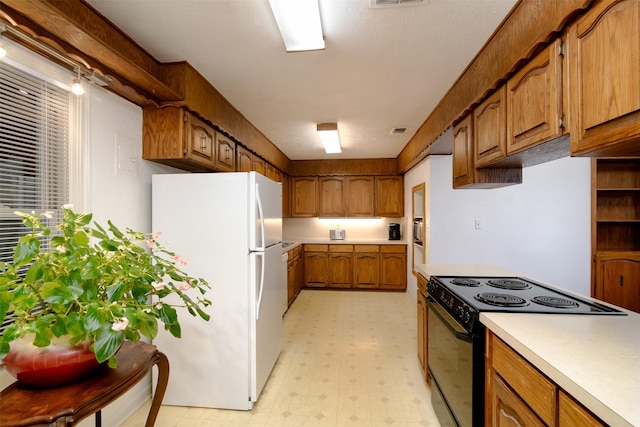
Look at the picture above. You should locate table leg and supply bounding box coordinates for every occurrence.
[145,351,169,427]
[95,410,101,427]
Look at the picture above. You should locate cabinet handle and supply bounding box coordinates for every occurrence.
[201,135,207,150]
[499,409,523,427]
[225,146,230,161]
[620,274,624,287]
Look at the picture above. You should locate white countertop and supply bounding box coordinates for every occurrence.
[481,311,640,427]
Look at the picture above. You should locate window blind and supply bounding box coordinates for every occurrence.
[0,60,71,333]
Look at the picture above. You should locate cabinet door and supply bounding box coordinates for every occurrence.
[375,176,404,217]
[214,132,235,172]
[596,256,640,313]
[294,252,304,295]
[474,86,507,167]
[558,391,605,427]
[417,290,428,377]
[304,251,328,287]
[379,246,407,290]
[235,145,253,172]
[282,175,291,218]
[253,157,266,175]
[291,177,319,217]
[319,177,346,217]
[265,163,276,180]
[287,257,296,307]
[490,374,545,427]
[329,253,353,288]
[569,0,640,157]
[453,115,474,188]
[353,252,379,288]
[186,114,215,168]
[346,176,375,216]
[507,39,563,154]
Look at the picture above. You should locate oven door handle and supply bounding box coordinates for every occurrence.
[426,296,472,343]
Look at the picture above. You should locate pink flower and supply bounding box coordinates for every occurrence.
[146,240,154,249]
[176,281,190,291]
[152,282,165,291]
[155,302,163,310]
[171,255,189,266]
[111,317,129,331]
[152,231,162,240]
[41,211,53,219]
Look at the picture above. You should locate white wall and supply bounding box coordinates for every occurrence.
[403,143,592,299]
[283,217,404,241]
[77,85,182,426]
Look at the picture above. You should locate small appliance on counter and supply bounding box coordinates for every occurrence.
[330,228,345,240]
[388,223,401,240]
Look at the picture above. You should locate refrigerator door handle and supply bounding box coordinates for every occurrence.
[255,182,266,319]
[256,251,265,320]
[255,183,266,251]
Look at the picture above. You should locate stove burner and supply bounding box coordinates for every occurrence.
[450,278,481,287]
[475,292,529,307]
[487,279,531,290]
[531,296,579,309]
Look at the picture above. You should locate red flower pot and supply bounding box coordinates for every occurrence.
[2,336,105,388]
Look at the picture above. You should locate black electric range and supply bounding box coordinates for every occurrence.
[425,276,626,427]
[427,275,625,334]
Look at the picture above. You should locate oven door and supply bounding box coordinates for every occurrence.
[427,296,475,427]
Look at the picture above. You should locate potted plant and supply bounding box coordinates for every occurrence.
[0,205,211,387]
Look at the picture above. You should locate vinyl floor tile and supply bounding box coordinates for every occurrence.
[122,290,441,426]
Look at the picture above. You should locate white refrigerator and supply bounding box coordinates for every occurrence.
[151,172,285,410]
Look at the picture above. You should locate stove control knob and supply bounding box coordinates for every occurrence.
[464,311,471,323]
[427,281,437,293]
[456,307,465,318]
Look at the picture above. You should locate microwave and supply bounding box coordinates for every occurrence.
[413,218,423,245]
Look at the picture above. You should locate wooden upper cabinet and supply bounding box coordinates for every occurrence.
[253,157,266,175]
[474,86,507,168]
[291,177,319,217]
[346,176,375,217]
[375,176,404,217]
[214,132,235,172]
[143,107,216,171]
[319,177,345,217]
[265,163,277,181]
[569,0,640,157]
[235,145,253,172]
[507,39,564,154]
[453,115,474,188]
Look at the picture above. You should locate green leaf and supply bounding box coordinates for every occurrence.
[94,324,124,363]
[75,212,93,226]
[13,237,40,266]
[33,329,51,347]
[24,256,46,283]
[41,281,75,305]
[51,315,68,337]
[84,305,104,332]
[72,230,90,246]
[0,342,10,360]
[107,282,126,302]
[137,313,158,340]
[107,220,125,239]
[158,304,178,326]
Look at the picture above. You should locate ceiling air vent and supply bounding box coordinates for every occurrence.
[369,0,426,9]
[390,127,407,135]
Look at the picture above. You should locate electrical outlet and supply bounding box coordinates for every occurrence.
[474,219,481,230]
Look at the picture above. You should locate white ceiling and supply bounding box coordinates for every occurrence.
[86,0,517,160]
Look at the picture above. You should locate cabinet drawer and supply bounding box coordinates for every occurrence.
[329,244,353,252]
[380,245,406,253]
[491,335,556,425]
[354,245,379,253]
[558,391,604,427]
[305,244,328,252]
[417,273,427,294]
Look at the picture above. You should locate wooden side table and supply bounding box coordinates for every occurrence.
[0,341,169,427]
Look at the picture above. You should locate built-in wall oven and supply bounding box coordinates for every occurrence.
[426,276,626,427]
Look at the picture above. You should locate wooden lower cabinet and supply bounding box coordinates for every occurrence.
[287,245,304,307]
[353,245,380,289]
[303,244,406,291]
[491,373,545,427]
[594,253,640,313]
[304,245,329,288]
[380,245,407,290]
[416,273,428,380]
[486,331,605,427]
[329,245,353,288]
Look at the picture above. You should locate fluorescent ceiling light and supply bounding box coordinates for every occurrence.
[268,0,325,52]
[317,123,341,154]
